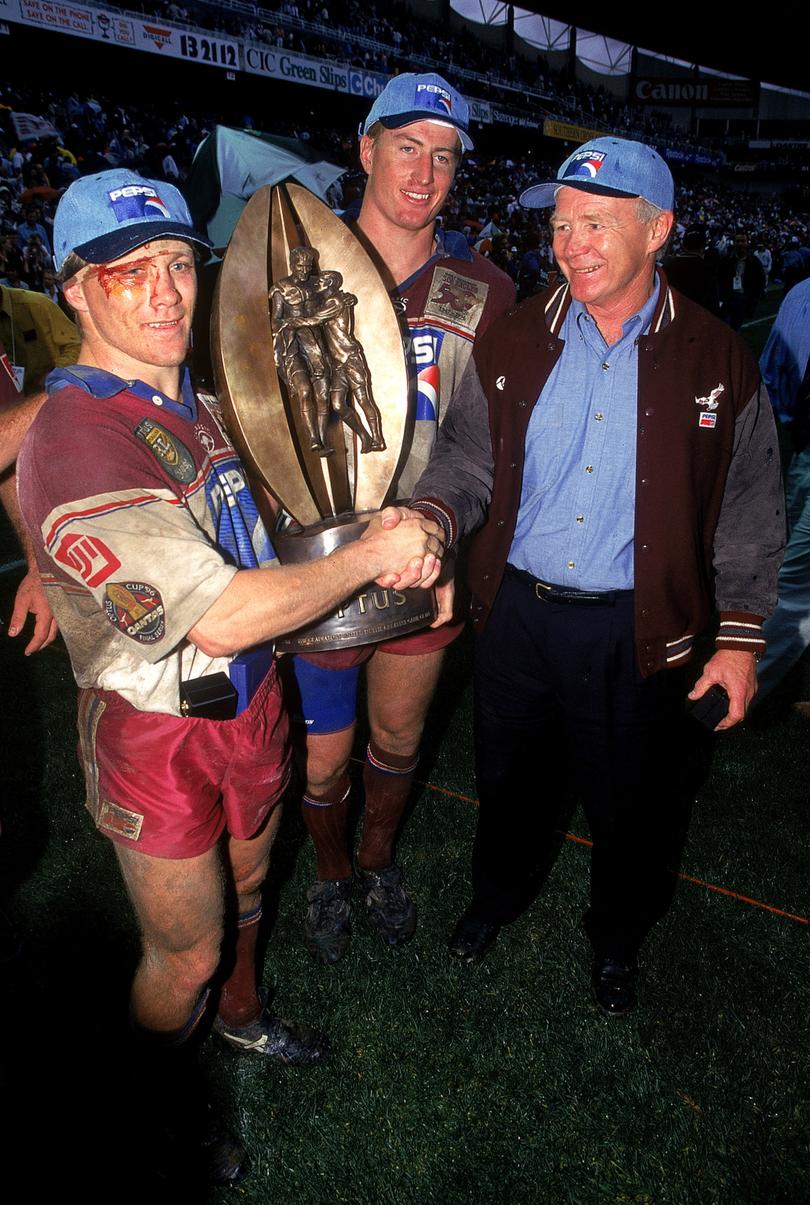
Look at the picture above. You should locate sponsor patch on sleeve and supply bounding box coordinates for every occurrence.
[134,418,196,483]
[104,581,166,644]
[54,533,121,587]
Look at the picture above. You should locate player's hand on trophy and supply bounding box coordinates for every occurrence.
[362,505,444,590]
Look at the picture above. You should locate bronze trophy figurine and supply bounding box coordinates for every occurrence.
[211,183,437,651]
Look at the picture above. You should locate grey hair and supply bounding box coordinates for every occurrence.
[636,197,666,224]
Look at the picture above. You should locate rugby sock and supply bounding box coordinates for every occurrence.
[301,772,353,881]
[217,905,263,1029]
[130,986,211,1048]
[357,741,418,872]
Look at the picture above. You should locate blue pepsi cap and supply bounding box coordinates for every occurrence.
[361,72,473,152]
[53,169,211,274]
[520,137,674,212]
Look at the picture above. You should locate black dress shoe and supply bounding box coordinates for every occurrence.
[448,913,501,963]
[591,957,638,1017]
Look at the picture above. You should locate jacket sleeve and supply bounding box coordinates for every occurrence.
[409,356,495,549]
[713,382,785,654]
[34,299,81,369]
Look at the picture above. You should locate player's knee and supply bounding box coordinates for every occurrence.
[369,719,422,759]
[232,859,269,900]
[306,756,351,798]
[144,927,223,992]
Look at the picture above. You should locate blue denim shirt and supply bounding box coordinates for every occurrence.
[509,277,661,590]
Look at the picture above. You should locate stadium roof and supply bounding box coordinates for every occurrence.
[498,4,806,94]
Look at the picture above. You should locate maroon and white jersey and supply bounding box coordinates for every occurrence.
[18,365,276,715]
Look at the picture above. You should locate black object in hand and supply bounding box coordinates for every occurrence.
[688,684,730,729]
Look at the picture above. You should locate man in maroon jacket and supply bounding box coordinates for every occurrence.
[411,138,783,1015]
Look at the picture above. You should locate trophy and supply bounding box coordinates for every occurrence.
[211,183,437,651]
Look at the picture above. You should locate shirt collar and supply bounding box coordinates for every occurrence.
[396,226,474,294]
[571,272,662,347]
[46,364,198,420]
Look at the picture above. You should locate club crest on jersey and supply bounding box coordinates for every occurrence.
[107,184,171,223]
[134,418,196,484]
[416,82,453,116]
[55,533,121,588]
[194,423,216,453]
[104,581,165,644]
[563,150,607,182]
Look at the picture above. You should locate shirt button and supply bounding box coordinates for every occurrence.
[509,463,517,469]
[518,400,527,408]
[601,362,610,371]
[641,608,650,618]
[152,394,164,406]
[641,478,649,486]
[496,519,505,527]
[567,560,575,569]
[645,408,655,416]
[594,412,604,422]
[585,465,593,474]
[576,514,584,524]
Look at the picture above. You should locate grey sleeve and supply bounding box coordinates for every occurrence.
[713,383,785,618]
[410,356,495,545]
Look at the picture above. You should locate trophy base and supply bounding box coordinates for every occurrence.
[274,513,438,653]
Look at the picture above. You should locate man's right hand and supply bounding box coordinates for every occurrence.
[361,506,444,590]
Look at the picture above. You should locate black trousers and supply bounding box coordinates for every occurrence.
[470,569,697,962]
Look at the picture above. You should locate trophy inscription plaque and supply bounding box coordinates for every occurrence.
[211,183,437,651]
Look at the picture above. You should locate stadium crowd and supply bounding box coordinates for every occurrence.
[2,73,809,317]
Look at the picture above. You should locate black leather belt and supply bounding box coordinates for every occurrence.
[506,564,632,606]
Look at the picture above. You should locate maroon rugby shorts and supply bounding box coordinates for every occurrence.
[77,666,290,857]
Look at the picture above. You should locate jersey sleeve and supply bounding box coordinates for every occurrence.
[19,397,237,665]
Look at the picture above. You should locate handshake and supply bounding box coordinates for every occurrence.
[360,505,446,592]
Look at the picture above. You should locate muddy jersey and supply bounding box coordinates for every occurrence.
[18,365,277,716]
[393,229,515,498]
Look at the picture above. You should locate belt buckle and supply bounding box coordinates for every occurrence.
[534,579,553,601]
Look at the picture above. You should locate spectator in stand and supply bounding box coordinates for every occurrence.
[754,240,773,288]
[23,233,49,293]
[662,227,721,316]
[718,232,766,329]
[16,207,51,256]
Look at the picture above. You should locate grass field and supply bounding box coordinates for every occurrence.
[1,288,807,1203]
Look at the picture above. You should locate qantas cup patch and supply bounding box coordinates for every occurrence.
[104,581,166,645]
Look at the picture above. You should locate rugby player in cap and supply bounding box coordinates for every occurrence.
[16,168,442,1183]
[285,73,516,965]
[409,136,783,1013]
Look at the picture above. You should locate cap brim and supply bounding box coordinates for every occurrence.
[73,221,212,266]
[520,179,639,210]
[377,112,473,151]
